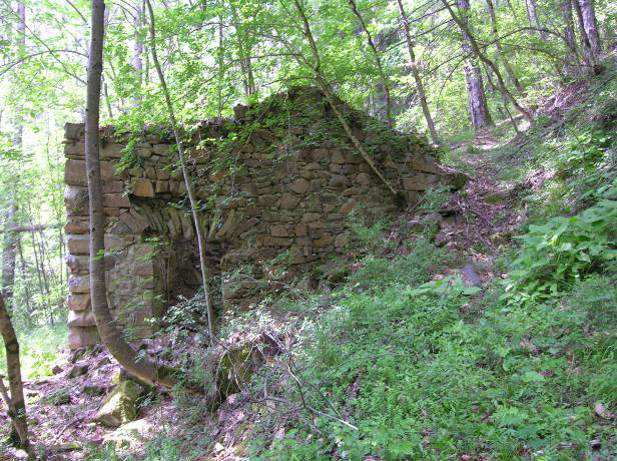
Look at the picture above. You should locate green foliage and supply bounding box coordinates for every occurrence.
[505,185,617,304]
[0,324,67,379]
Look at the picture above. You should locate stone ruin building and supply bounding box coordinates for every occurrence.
[64,87,454,349]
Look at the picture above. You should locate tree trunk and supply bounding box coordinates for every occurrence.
[85,0,176,389]
[396,0,439,143]
[572,0,596,68]
[485,0,524,93]
[132,0,144,103]
[0,294,31,454]
[347,0,393,126]
[229,0,256,98]
[525,0,548,39]
[455,0,493,130]
[446,0,532,123]
[1,205,18,301]
[561,0,579,70]
[577,0,601,57]
[145,0,215,344]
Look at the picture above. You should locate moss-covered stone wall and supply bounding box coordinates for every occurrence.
[63,87,450,349]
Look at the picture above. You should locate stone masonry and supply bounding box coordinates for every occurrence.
[64,87,454,349]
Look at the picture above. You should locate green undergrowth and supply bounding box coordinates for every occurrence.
[0,323,67,379]
[252,204,616,459]
[248,75,617,459]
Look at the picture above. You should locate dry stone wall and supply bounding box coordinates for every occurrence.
[64,87,452,349]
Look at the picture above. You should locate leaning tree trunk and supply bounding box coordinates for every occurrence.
[131,0,144,103]
[485,0,524,93]
[347,0,393,126]
[0,294,31,454]
[290,0,403,203]
[572,0,597,69]
[85,0,176,388]
[525,0,548,40]
[395,0,439,144]
[145,0,215,344]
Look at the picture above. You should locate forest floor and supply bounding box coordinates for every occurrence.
[1,59,616,460]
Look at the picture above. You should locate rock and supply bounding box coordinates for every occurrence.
[44,389,71,406]
[95,379,144,428]
[52,363,64,375]
[461,263,482,287]
[102,418,154,450]
[289,178,310,194]
[329,175,348,189]
[67,294,91,311]
[68,362,89,378]
[83,381,107,396]
[68,310,96,327]
[279,193,300,210]
[131,179,155,198]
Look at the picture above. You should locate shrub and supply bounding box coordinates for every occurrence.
[504,189,617,304]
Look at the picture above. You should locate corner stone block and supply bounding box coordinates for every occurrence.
[68,310,96,328]
[65,217,90,235]
[67,293,91,311]
[66,254,90,275]
[64,122,84,141]
[65,159,116,187]
[67,235,90,255]
[68,326,99,350]
[69,275,90,294]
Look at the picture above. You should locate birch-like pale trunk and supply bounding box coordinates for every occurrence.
[145,0,215,344]
[86,0,176,388]
[396,0,438,144]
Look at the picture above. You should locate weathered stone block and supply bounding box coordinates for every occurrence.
[289,178,310,194]
[65,159,115,186]
[65,123,84,141]
[68,310,96,327]
[69,276,90,294]
[67,294,91,311]
[103,180,125,194]
[65,186,89,216]
[65,217,89,235]
[66,255,90,275]
[68,326,99,350]
[67,235,90,255]
[402,173,439,191]
[131,179,155,197]
[271,225,290,237]
[101,143,125,159]
[279,193,300,210]
[104,193,130,209]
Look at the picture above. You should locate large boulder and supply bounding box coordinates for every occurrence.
[94,377,144,428]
